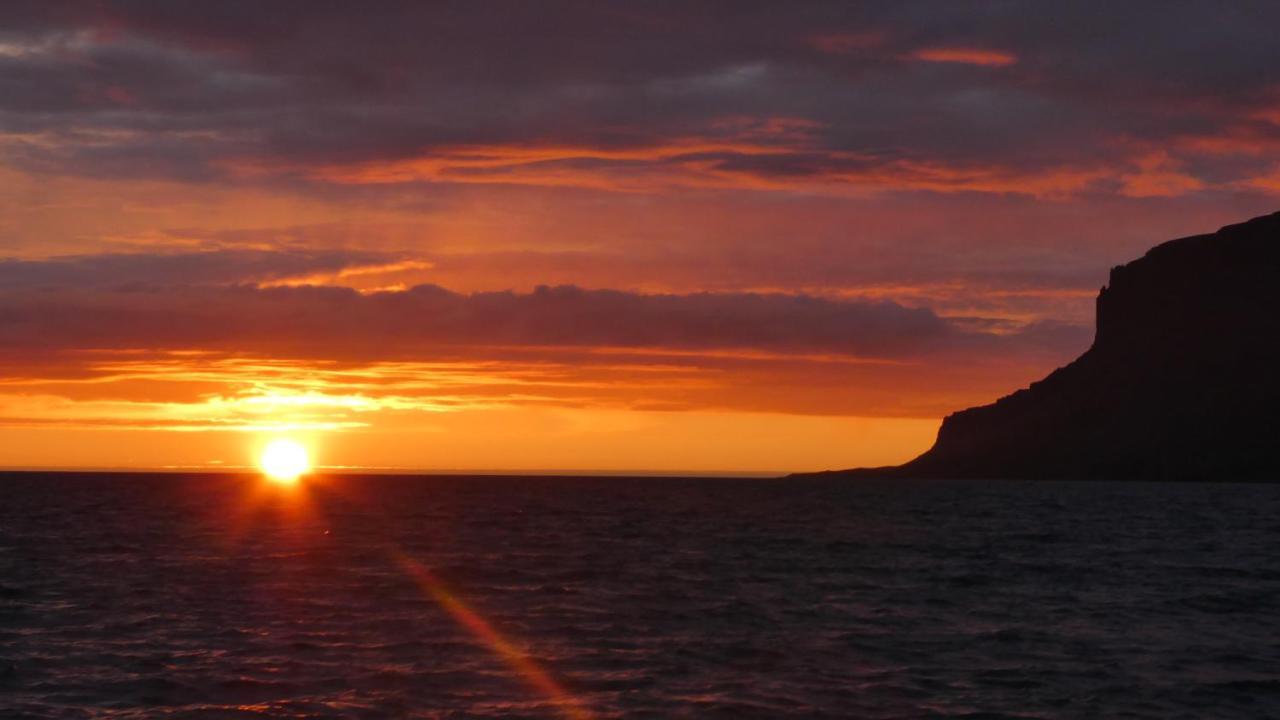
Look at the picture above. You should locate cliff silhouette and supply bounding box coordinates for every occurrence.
[799,211,1280,481]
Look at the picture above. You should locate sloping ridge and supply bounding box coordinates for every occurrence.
[798,211,1280,481]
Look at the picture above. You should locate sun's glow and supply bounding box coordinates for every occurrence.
[258,438,311,483]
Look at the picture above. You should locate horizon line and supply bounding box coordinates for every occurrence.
[0,466,788,479]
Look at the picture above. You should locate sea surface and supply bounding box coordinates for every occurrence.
[1,473,1278,719]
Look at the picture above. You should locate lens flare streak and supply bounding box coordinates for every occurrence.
[247,476,595,719]
[392,552,595,720]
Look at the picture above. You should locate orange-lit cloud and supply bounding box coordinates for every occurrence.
[1239,166,1280,194]
[258,259,435,291]
[908,47,1018,67]
[1117,152,1205,198]
[269,141,1111,199]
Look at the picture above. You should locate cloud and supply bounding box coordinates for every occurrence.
[0,248,403,288]
[0,247,1089,367]
[908,47,1017,67]
[0,282,1089,425]
[0,240,1094,428]
[1116,152,1205,198]
[0,282,957,358]
[1,1,1277,199]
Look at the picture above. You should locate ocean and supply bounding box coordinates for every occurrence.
[1,473,1277,719]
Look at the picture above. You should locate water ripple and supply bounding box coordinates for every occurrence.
[1,474,1278,718]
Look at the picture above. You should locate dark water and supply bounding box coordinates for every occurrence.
[1,474,1278,719]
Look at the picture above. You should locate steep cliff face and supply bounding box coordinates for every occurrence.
[808,211,1280,481]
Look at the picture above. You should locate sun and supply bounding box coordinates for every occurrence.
[259,439,311,484]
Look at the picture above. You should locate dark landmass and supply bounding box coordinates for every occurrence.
[797,211,1280,481]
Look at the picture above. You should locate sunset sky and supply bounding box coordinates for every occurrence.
[3,2,1280,472]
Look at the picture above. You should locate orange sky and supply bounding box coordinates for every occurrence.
[2,3,1279,472]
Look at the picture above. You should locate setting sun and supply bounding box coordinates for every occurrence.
[259,439,311,483]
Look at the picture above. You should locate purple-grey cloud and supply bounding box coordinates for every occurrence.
[0,274,1088,364]
[1,1,1278,194]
